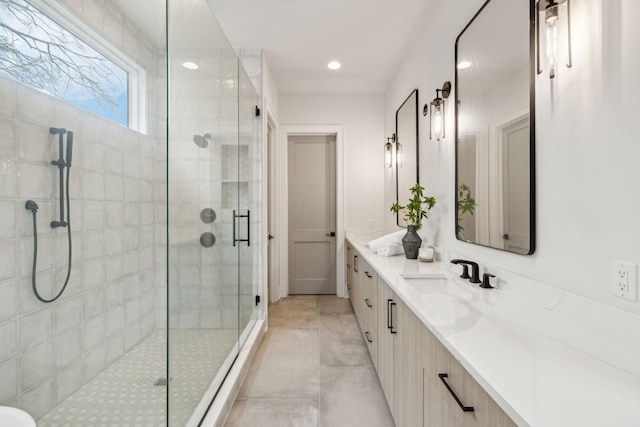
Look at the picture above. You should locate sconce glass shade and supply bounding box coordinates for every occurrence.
[537,0,572,79]
[429,82,450,141]
[545,3,559,78]
[385,141,393,168]
[431,99,444,141]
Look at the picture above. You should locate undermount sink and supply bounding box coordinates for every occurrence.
[401,275,451,294]
[0,407,36,427]
[402,276,477,326]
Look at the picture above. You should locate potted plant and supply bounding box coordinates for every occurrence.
[390,183,436,259]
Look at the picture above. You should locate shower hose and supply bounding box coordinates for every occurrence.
[27,168,72,303]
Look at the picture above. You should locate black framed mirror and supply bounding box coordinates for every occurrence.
[455,0,536,254]
[395,89,419,227]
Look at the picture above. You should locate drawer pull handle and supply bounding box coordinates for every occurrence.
[387,299,393,329]
[438,373,474,412]
[365,271,372,278]
[354,255,358,272]
[365,331,373,343]
[390,301,397,334]
[365,298,372,308]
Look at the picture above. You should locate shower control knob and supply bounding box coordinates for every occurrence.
[200,208,216,224]
[200,232,216,248]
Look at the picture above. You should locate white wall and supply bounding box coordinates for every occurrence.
[279,94,385,231]
[383,0,640,316]
[263,54,279,120]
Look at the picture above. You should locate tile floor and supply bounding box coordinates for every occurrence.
[38,328,237,427]
[224,295,394,427]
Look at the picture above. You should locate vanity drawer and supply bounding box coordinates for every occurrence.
[422,327,515,427]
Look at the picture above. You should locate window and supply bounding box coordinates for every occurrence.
[0,0,146,132]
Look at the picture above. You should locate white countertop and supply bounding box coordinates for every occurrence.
[347,232,640,427]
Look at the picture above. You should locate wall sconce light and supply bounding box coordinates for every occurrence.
[384,134,395,168]
[424,81,451,141]
[536,0,572,79]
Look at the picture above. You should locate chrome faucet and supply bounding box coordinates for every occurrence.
[450,259,481,284]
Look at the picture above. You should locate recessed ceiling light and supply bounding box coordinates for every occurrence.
[327,61,341,70]
[457,61,472,69]
[182,61,199,70]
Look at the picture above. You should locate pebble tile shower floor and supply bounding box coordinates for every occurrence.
[38,328,237,427]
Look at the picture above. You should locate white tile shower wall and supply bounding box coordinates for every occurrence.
[0,0,166,419]
[166,49,262,330]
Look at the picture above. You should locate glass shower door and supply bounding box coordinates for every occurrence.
[237,64,261,348]
[167,0,241,425]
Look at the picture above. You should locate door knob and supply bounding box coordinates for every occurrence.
[325,231,336,237]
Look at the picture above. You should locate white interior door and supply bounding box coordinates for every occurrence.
[501,116,530,254]
[288,134,336,295]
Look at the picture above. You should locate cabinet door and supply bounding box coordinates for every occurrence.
[352,253,364,328]
[346,245,353,298]
[395,298,422,427]
[377,283,396,417]
[422,326,516,427]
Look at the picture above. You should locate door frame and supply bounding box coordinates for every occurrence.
[276,124,345,299]
[264,105,279,304]
[262,100,278,313]
[489,108,528,248]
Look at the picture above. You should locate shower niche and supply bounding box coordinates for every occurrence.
[221,144,250,210]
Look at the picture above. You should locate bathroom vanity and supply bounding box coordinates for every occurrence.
[346,233,640,427]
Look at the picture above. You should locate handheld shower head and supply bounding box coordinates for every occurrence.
[25,200,39,213]
[66,131,73,167]
[49,127,66,135]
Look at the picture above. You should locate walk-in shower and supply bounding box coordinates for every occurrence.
[0,0,262,425]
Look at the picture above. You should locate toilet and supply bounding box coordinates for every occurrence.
[0,407,37,427]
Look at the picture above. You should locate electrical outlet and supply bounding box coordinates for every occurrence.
[612,261,638,302]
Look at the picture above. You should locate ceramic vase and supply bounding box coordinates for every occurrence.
[402,225,422,259]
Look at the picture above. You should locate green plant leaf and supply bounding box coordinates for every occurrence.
[390,183,436,230]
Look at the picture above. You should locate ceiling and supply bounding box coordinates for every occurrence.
[207,0,432,94]
[112,0,432,95]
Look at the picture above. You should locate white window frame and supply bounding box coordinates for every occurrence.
[25,0,148,134]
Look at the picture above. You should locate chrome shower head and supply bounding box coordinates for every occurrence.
[193,133,212,148]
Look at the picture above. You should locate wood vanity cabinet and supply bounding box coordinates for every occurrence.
[362,260,378,367]
[351,250,378,367]
[377,284,423,427]
[376,282,396,418]
[421,321,516,427]
[346,245,353,298]
[351,252,363,327]
[347,244,514,426]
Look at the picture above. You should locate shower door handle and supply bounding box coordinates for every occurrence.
[233,210,251,246]
[245,210,251,247]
